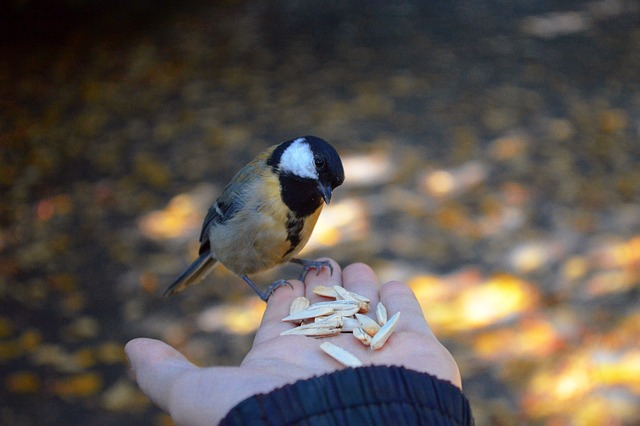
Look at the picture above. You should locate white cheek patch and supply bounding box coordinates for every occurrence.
[279,138,318,179]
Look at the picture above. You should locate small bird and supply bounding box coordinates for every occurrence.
[163,135,345,301]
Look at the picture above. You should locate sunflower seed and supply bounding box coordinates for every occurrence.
[370,312,400,350]
[355,313,381,337]
[280,322,341,337]
[340,317,360,332]
[281,305,335,322]
[334,286,371,304]
[309,300,361,316]
[313,285,340,298]
[314,314,344,327]
[352,327,372,345]
[332,287,371,313]
[320,342,363,368]
[375,302,388,326]
[289,297,310,315]
[310,299,360,309]
[283,289,400,352]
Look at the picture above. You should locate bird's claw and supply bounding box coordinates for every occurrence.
[291,258,334,281]
[242,259,333,301]
[260,279,293,301]
[242,275,292,302]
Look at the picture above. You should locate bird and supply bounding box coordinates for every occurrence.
[163,135,345,301]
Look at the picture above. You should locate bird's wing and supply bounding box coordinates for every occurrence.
[198,146,276,249]
[198,189,243,256]
[199,196,238,240]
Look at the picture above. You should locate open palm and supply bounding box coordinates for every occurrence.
[126,260,461,426]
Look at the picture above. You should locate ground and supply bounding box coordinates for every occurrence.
[1,1,639,425]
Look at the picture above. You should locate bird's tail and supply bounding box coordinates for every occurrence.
[162,254,218,296]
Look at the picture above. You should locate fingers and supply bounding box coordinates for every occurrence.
[253,258,341,344]
[266,277,304,322]
[253,279,304,344]
[126,339,253,425]
[254,260,434,345]
[125,338,197,411]
[379,280,432,335]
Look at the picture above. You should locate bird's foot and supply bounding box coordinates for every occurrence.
[290,258,334,281]
[242,275,292,302]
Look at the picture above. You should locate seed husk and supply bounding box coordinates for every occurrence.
[334,286,371,304]
[282,305,335,322]
[352,327,372,346]
[320,342,363,368]
[280,322,341,337]
[310,300,361,316]
[283,287,400,352]
[313,285,340,298]
[332,286,370,304]
[375,302,388,325]
[370,312,400,350]
[314,314,344,327]
[289,296,310,315]
[355,313,381,337]
[340,317,360,332]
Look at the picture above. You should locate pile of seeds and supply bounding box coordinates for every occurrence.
[281,285,400,367]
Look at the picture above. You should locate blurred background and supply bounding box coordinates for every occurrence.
[1,1,639,424]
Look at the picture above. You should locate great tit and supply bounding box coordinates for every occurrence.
[163,135,345,301]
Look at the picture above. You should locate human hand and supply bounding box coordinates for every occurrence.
[125,259,461,425]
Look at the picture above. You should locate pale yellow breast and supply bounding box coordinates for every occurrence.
[207,169,321,276]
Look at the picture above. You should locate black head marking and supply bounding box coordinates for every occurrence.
[303,135,345,190]
[267,136,345,217]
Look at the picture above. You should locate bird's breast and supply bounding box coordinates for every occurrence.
[207,169,322,275]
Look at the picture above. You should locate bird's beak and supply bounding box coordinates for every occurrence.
[318,182,332,204]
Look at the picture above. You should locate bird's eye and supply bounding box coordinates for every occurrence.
[314,156,326,170]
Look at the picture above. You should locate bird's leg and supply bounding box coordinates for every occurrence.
[241,275,292,302]
[290,258,334,281]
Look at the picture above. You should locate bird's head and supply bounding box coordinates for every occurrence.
[268,136,345,216]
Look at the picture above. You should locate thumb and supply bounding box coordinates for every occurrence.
[125,337,197,411]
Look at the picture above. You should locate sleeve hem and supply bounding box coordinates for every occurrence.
[221,365,474,426]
